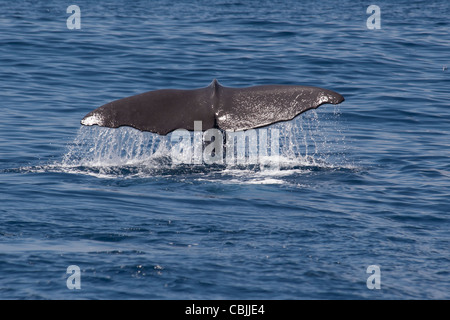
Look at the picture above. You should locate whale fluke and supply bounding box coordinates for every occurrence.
[81,79,344,135]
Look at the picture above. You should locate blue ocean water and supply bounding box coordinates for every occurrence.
[0,0,449,299]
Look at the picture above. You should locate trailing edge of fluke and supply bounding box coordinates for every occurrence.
[81,79,344,135]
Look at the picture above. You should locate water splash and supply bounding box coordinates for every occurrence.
[276,108,349,168]
[61,126,168,168]
[52,108,350,180]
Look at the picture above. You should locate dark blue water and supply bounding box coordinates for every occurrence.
[1,0,449,299]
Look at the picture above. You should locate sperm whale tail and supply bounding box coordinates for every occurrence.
[81,79,344,135]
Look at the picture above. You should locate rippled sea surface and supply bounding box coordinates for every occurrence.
[1,0,449,299]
